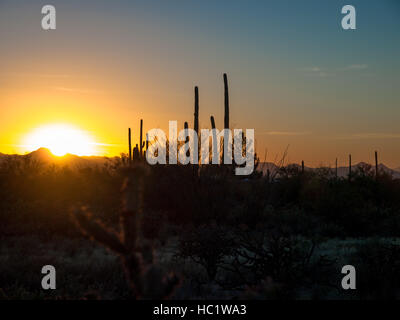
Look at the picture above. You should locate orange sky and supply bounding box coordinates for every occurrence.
[1,1,400,168]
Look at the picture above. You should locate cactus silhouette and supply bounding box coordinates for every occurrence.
[194,87,199,136]
[210,115,216,130]
[349,154,352,181]
[128,128,132,163]
[73,165,179,299]
[223,73,230,161]
[210,116,218,163]
[335,158,338,179]
[193,87,199,174]
[133,144,140,161]
[184,121,190,158]
[223,73,229,130]
[184,121,189,140]
[140,119,144,158]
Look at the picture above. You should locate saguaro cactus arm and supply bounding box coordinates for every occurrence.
[72,167,180,299]
[223,73,229,130]
[210,116,216,130]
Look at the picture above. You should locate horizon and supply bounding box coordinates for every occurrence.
[3,1,400,304]
[1,0,400,167]
[3,146,400,172]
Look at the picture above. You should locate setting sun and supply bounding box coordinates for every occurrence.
[22,124,98,156]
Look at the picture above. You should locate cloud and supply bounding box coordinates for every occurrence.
[344,64,368,70]
[2,72,72,79]
[335,133,400,140]
[259,131,311,136]
[352,133,400,139]
[303,67,321,72]
[52,86,101,94]
[301,64,368,77]
[301,67,332,77]
[91,142,122,147]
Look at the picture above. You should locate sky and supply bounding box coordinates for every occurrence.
[0,0,399,167]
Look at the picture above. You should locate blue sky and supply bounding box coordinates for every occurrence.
[0,0,399,166]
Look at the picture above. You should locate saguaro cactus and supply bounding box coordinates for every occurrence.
[335,158,338,179]
[194,87,199,136]
[375,151,379,178]
[133,144,140,161]
[223,73,229,130]
[184,122,189,158]
[193,87,199,174]
[222,74,230,161]
[129,128,132,163]
[349,154,352,181]
[184,121,189,135]
[210,116,218,163]
[301,160,304,174]
[140,119,144,157]
[73,167,179,299]
[210,116,216,130]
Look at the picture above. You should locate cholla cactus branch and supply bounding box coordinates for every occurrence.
[72,165,179,299]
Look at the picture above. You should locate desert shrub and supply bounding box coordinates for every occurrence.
[3,153,400,299]
[219,229,336,295]
[176,224,234,281]
[347,239,400,299]
[0,157,123,237]
[143,164,242,226]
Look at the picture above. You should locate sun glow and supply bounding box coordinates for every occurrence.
[22,124,98,156]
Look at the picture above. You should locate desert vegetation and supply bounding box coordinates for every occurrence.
[1,74,400,300]
[2,150,400,299]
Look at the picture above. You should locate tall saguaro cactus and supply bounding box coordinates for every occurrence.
[210,116,217,163]
[129,128,132,163]
[375,151,379,178]
[194,87,199,136]
[223,73,229,130]
[222,74,230,161]
[194,87,199,174]
[140,119,144,157]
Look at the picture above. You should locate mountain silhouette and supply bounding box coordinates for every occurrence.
[0,148,113,168]
[259,161,400,179]
[29,147,55,162]
[1,149,400,177]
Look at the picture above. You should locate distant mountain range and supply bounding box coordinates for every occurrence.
[258,161,400,179]
[1,148,400,178]
[0,148,118,168]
